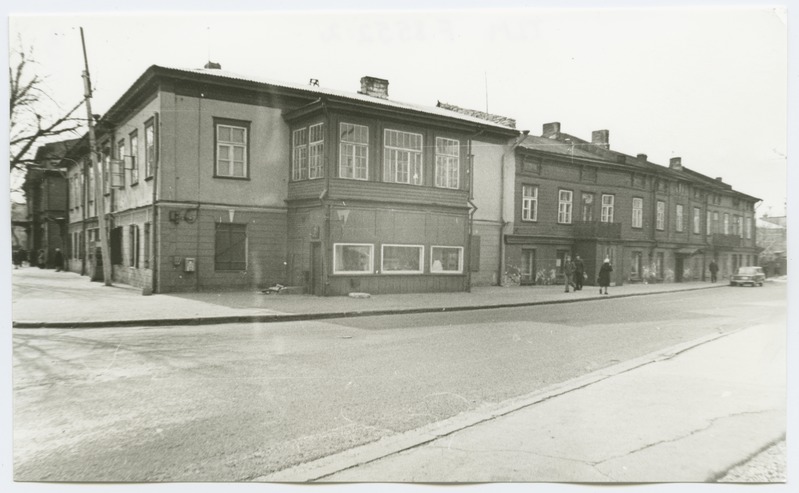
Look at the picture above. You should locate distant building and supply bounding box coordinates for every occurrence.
[757,216,787,276]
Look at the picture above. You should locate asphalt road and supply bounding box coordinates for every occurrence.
[12,283,785,481]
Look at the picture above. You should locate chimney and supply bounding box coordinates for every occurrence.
[669,157,683,171]
[204,61,222,69]
[591,130,609,149]
[359,76,389,99]
[637,153,648,162]
[542,122,561,138]
[715,177,723,182]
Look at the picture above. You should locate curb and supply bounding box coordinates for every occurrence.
[12,284,725,329]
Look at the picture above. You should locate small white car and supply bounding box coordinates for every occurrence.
[729,266,765,287]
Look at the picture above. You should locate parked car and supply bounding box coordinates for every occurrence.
[729,266,765,287]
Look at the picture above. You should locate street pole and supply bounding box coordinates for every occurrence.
[80,27,112,286]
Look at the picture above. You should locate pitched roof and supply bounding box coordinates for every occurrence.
[435,102,517,128]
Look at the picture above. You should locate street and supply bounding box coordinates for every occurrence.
[13,283,786,482]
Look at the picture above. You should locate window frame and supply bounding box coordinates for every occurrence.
[129,130,139,185]
[291,123,325,181]
[723,213,730,235]
[557,189,573,224]
[214,118,251,180]
[631,197,643,228]
[116,139,127,188]
[214,223,248,271]
[676,204,684,232]
[434,137,461,189]
[693,207,701,234]
[383,129,424,185]
[521,184,539,222]
[339,122,369,181]
[381,244,424,275]
[656,200,666,230]
[600,194,615,223]
[430,245,464,274]
[333,242,374,275]
[144,118,156,179]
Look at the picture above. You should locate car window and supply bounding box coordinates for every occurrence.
[737,267,759,275]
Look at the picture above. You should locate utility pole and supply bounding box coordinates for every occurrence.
[80,27,112,286]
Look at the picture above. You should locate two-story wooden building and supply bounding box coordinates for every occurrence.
[505,122,760,286]
[62,64,519,294]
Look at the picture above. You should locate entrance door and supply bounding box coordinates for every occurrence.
[521,249,536,285]
[310,242,323,295]
[675,257,684,282]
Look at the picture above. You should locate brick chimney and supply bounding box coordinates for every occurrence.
[542,122,561,138]
[669,157,683,171]
[592,130,609,149]
[716,177,723,182]
[204,61,221,69]
[637,153,648,162]
[359,76,389,99]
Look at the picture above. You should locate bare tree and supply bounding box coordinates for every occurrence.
[9,43,85,171]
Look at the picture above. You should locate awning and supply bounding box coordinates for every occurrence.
[675,248,701,256]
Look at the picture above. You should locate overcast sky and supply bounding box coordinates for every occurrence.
[6,3,790,215]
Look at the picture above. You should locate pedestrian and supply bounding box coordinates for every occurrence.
[708,260,718,283]
[53,248,64,272]
[12,249,22,268]
[573,255,585,291]
[37,249,46,269]
[598,257,613,295]
[563,255,575,293]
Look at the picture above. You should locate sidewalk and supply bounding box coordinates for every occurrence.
[11,266,731,328]
[260,320,786,482]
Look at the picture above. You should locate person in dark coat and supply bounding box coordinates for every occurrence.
[573,255,585,291]
[53,248,64,272]
[708,260,719,282]
[598,257,613,295]
[563,255,575,293]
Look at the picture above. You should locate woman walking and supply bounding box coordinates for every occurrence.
[598,257,613,295]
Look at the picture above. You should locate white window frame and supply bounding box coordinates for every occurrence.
[129,131,139,185]
[558,189,573,224]
[707,210,712,235]
[292,127,309,181]
[384,129,423,185]
[292,123,325,181]
[308,123,324,180]
[333,243,374,275]
[435,137,460,189]
[339,123,369,180]
[381,244,424,274]
[676,204,684,232]
[723,213,730,235]
[745,217,752,239]
[430,245,464,274]
[216,123,248,178]
[631,197,643,228]
[656,201,665,230]
[737,215,744,238]
[601,194,615,223]
[522,185,538,221]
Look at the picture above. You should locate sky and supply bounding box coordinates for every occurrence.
[4,1,789,217]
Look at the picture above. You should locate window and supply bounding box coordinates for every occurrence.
[746,218,752,239]
[676,204,684,232]
[215,119,249,178]
[522,185,538,221]
[736,215,744,237]
[129,225,139,268]
[382,129,423,185]
[116,139,126,188]
[339,123,369,180]
[656,201,665,230]
[632,197,643,228]
[381,244,423,274]
[215,223,247,271]
[693,207,701,234]
[144,119,156,178]
[143,222,150,269]
[581,193,593,221]
[600,194,614,222]
[129,131,139,185]
[713,212,719,234]
[631,251,642,278]
[723,213,730,234]
[333,243,373,274]
[435,137,460,189]
[430,246,463,273]
[558,189,573,224]
[707,210,712,235]
[292,123,324,181]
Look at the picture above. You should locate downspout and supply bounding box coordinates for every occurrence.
[150,111,160,294]
[497,130,529,285]
[466,127,485,293]
[321,98,331,296]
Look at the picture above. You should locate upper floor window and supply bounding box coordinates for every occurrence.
[656,201,665,230]
[522,185,538,221]
[581,193,593,221]
[632,197,643,228]
[115,139,126,188]
[693,207,701,234]
[745,217,752,239]
[736,215,744,237]
[129,131,139,185]
[558,189,573,224]
[676,204,684,232]
[601,194,615,223]
[292,123,324,181]
[435,137,460,189]
[144,118,156,179]
[339,123,369,180]
[723,213,730,234]
[384,129,423,185]
[215,119,249,179]
[713,211,720,234]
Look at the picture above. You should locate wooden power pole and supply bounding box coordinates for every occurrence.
[80,27,112,286]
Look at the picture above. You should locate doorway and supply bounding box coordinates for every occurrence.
[521,249,536,285]
[675,257,684,282]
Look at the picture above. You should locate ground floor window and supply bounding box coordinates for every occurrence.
[381,244,423,274]
[430,246,463,273]
[143,222,151,269]
[215,223,247,271]
[334,243,373,274]
[129,225,140,268]
[631,251,642,278]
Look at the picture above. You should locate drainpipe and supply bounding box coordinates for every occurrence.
[497,130,529,285]
[465,128,484,293]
